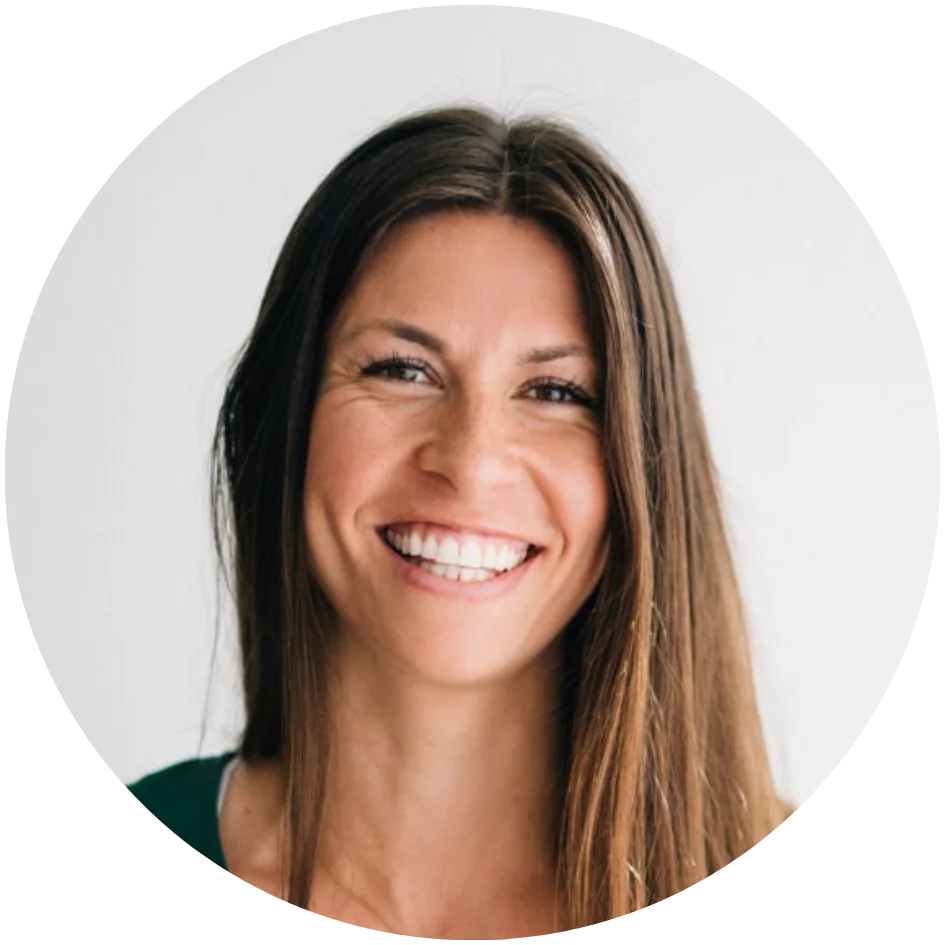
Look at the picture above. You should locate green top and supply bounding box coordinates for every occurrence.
[127,751,237,870]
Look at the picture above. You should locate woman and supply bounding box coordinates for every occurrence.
[129,105,790,937]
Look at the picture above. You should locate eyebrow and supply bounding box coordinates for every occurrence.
[341,318,593,364]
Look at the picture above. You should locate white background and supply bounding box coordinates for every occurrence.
[5,4,936,810]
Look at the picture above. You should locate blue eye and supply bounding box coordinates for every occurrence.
[358,356,597,409]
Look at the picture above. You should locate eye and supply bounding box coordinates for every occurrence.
[523,377,597,408]
[359,355,434,385]
[361,354,596,408]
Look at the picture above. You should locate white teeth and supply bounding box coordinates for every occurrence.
[418,561,496,583]
[439,537,460,566]
[421,535,438,560]
[458,538,482,569]
[385,526,532,574]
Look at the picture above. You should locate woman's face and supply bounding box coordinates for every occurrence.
[304,211,610,686]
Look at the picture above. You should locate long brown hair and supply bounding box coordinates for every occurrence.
[211,105,788,929]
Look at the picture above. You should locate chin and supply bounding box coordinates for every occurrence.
[364,622,559,690]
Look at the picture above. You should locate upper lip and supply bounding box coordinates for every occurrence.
[379,518,543,549]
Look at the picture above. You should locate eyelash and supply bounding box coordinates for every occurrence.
[358,354,598,408]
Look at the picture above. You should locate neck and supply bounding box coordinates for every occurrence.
[316,631,565,936]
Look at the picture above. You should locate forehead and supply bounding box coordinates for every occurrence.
[334,212,590,350]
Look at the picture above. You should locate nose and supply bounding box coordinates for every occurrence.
[415,388,521,496]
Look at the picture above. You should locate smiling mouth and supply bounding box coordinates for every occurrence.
[377,527,542,580]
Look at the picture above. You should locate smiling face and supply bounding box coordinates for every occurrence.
[303,211,610,687]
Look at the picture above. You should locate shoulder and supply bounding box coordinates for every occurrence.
[217,756,284,887]
[127,751,236,868]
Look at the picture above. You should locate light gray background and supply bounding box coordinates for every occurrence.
[5,6,937,805]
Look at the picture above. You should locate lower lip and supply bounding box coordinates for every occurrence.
[377,531,540,600]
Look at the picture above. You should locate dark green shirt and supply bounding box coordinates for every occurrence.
[127,751,237,870]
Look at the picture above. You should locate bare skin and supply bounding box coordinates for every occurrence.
[219,212,609,938]
[219,639,564,936]
[220,744,563,940]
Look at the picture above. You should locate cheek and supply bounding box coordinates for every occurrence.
[303,398,411,600]
[545,434,610,565]
[564,430,606,491]
[303,401,390,584]
[305,399,402,507]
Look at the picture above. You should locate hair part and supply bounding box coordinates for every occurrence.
[211,104,788,928]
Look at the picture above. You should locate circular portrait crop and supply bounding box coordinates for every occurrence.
[5,6,937,938]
